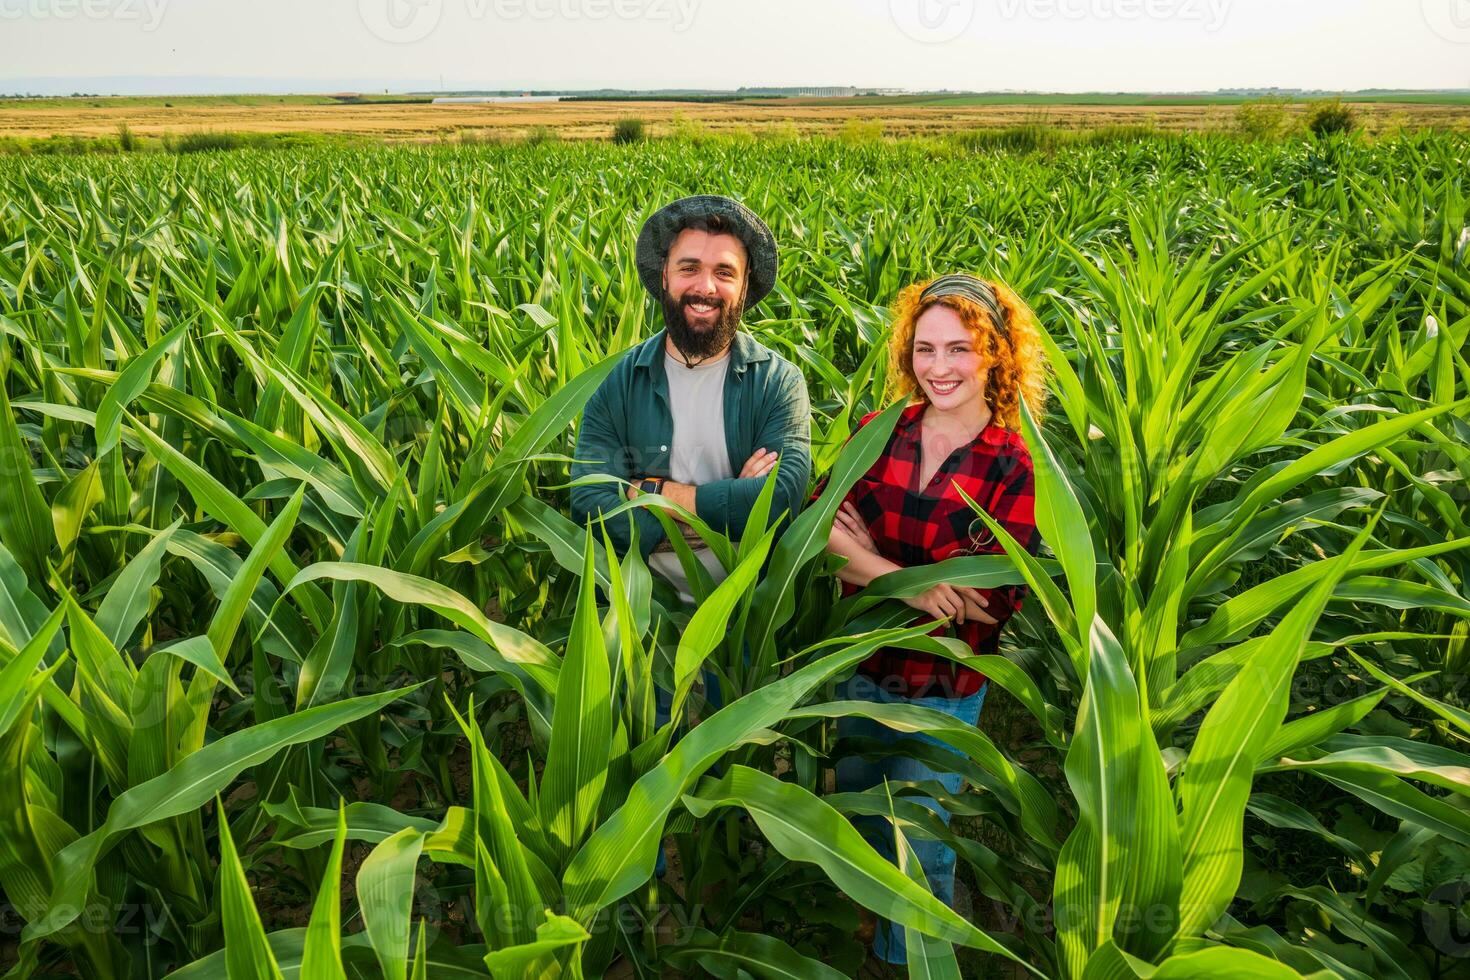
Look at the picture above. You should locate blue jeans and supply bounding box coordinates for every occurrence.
[834,673,987,965]
[653,668,725,728]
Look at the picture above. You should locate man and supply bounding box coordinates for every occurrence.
[570,195,812,604]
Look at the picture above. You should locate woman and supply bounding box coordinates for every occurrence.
[826,273,1047,965]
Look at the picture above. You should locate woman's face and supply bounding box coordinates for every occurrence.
[912,305,988,412]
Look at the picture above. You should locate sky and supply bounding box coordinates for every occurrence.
[3,0,1469,95]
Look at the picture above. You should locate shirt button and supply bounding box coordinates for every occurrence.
[660,445,668,452]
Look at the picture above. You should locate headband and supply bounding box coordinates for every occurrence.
[918,274,1009,338]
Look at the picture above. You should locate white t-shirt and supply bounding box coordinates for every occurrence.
[648,350,734,604]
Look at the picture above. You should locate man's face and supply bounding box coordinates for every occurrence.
[661,227,748,359]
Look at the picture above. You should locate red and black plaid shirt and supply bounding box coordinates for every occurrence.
[828,403,1040,699]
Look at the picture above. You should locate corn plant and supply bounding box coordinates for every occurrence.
[0,132,1466,978]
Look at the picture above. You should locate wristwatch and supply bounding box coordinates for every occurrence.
[638,477,666,495]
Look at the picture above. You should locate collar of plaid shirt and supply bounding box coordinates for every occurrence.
[840,402,1039,699]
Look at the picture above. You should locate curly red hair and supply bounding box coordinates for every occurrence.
[886,276,1049,431]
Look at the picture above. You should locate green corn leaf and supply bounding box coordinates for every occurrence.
[747,402,904,671]
[1348,652,1470,736]
[166,529,313,665]
[216,797,286,980]
[1265,734,1470,799]
[788,697,1059,848]
[298,803,348,980]
[265,792,442,850]
[357,827,426,980]
[504,495,612,594]
[150,634,240,696]
[128,418,330,630]
[892,791,964,980]
[1193,399,1466,556]
[1016,393,1097,652]
[391,629,552,737]
[282,562,560,696]
[409,919,430,980]
[0,603,65,737]
[541,532,613,855]
[482,913,590,979]
[671,522,776,712]
[1053,617,1180,974]
[1245,793,1369,868]
[94,519,180,652]
[0,541,54,654]
[835,553,1053,620]
[1256,687,1387,764]
[683,765,1035,970]
[663,927,850,980]
[1175,508,1381,939]
[25,682,423,942]
[50,460,104,580]
[562,622,942,919]
[0,384,55,585]
[449,698,550,945]
[209,485,305,664]
[163,927,491,979]
[95,322,189,458]
[958,483,1082,674]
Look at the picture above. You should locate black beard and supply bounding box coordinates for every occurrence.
[661,287,743,362]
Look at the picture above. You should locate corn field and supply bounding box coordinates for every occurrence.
[0,132,1467,979]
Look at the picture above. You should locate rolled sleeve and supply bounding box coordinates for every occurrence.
[569,378,667,559]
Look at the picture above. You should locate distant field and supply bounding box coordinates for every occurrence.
[794,91,1470,107]
[2,94,1468,142]
[0,93,432,110]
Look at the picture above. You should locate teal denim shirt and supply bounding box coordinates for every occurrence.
[570,329,813,559]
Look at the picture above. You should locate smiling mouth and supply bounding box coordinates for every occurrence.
[928,379,962,395]
[683,298,721,318]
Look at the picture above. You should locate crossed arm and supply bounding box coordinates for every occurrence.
[570,364,813,557]
[826,502,999,627]
[626,447,781,511]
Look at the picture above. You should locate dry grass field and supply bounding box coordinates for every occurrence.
[2,95,1468,142]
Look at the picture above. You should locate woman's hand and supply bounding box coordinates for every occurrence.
[833,501,878,555]
[740,448,779,479]
[903,583,998,626]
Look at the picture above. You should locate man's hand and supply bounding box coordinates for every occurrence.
[833,501,878,555]
[740,448,779,479]
[902,583,997,627]
[626,477,696,519]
